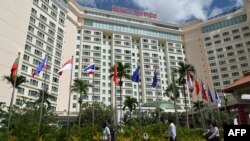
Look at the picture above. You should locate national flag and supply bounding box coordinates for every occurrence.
[131,65,140,82]
[113,64,119,84]
[222,91,228,106]
[151,69,158,88]
[58,58,73,76]
[187,71,194,93]
[195,79,200,95]
[32,55,48,77]
[84,63,95,74]
[201,80,208,101]
[215,89,221,107]
[207,87,214,102]
[11,53,20,78]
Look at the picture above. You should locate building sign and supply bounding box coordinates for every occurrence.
[112,5,157,19]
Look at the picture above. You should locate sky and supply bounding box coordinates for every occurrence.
[76,0,243,23]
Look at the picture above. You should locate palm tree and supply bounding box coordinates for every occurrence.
[193,101,205,112]
[110,62,131,123]
[35,89,54,109]
[174,62,195,128]
[123,96,138,119]
[71,78,92,126]
[164,83,180,125]
[3,75,27,88]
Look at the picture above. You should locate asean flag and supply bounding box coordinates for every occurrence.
[187,71,194,93]
[57,58,73,76]
[84,63,95,74]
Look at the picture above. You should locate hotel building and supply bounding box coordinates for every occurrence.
[0,0,189,113]
[0,0,249,114]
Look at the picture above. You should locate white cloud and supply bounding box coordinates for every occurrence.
[132,0,215,23]
[209,7,223,18]
[234,0,243,7]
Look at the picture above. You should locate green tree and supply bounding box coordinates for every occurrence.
[192,101,205,112]
[164,82,180,125]
[3,75,27,88]
[174,62,195,128]
[71,78,92,126]
[110,62,131,123]
[35,89,55,109]
[123,96,138,119]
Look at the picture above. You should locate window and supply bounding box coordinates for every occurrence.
[242,26,249,31]
[216,48,223,52]
[41,4,48,12]
[30,79,38,86]
[232,72,239,77]
[27,35,33,42]
[23,54,30,61]
[219,60,226,65]
[237,50,245,54]
[31,8,37,15]
[34,49,42,57]
[240,63,248,68]
[36,40,43,47]
[226,46,233,50]
[215,40,221,44]
[243,32,250,37]
[235,43,243,48]
[37,31,44,39]
[213,34,220,39]
[49,21,55,28]
[220,67,227,71]
[38,22,46,30]
[227,52,234,57]
[230,65,238,70]
[222,32,229,36]
[212,75,219,80]
[239,56,247,61]
[217,54,224,58]
[223,38,230,42]
[25,44,31,51]
[222,74,229,78]
[21,65,28,72]
[232,29,239,33]
[233,35,241,40]
[40,14,47,22]
[229,58,236,63]
[204,37,211,41]
[205,43,212,47]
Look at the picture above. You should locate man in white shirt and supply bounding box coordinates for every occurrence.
[167,119,176,141]
[102,122,111,141]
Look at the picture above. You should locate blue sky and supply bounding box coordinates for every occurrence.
[76,0,243,23]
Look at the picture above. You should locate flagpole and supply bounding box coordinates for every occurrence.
[114,84,117,125]
[66,56,74,138]
[217,105,222,127]
[7,52,20,133]
[198,79,205,129]
[138,81,142,133]
[91,68,95,141]
[38,54,48,138]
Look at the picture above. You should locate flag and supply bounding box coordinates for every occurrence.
[207,87,214,102]
[84,63,95,74]
[201,80,208,101]
[58,58,73,76]
[32,55,48,77]
[222,91,228,106]
[131,65,140,82]
[215,89,221,107]
[11,53,20,78]
[151,70,157,88]
[195,79,200,95]
[113,64,119,84]
[187,71,194,93]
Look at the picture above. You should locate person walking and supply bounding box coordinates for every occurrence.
[167,119,176,141]
[208,121,220,141]
[102,122,111,141]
